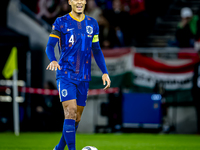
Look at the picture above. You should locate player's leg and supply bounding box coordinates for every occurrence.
[62,99,77,150]
[54,79,77,150]
[55,80,88,150]
[75,81,89,131]
[55,104,84,150]
[55,105,84,149]
[55,123,66,150]
[75,105,85,131]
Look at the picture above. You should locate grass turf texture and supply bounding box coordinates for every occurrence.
[0,132,200,150]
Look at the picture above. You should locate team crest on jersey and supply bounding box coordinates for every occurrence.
[61,89,68,97]
[86,26,93,35]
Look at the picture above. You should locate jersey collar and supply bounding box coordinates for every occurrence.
[69,12,85,22]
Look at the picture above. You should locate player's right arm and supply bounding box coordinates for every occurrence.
[46,18,61,71]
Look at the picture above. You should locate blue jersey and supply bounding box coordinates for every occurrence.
[50,13,102,81]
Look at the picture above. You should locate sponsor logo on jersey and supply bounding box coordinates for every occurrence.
[87,35,92,38]
[86,26,93,34]
[61,89,68,97]
[67,28,74,31]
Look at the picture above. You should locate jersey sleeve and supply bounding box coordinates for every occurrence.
[45,18,61,62]
[50,18,61,39]
[92,20,108,74]
[92,20,99,43]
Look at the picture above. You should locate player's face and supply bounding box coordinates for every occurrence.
[69,0,86,14]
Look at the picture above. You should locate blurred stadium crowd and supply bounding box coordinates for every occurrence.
[20,0,175,48]
[19,0,200,49]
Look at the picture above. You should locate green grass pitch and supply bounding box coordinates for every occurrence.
[0,132,200,150]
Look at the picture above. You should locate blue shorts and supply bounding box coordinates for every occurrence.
[57,78,89,106]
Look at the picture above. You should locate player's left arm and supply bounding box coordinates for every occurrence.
[92,21,111,90]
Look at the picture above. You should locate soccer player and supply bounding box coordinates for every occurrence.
[45,0,111,150]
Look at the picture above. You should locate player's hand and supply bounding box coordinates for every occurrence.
[46,61,61,71]
[102,73,111,90]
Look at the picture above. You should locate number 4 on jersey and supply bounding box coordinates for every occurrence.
[69,35,74,45]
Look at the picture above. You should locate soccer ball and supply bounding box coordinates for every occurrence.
[82,146,98,150]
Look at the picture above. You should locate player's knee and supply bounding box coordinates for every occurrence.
[64,106,77,119]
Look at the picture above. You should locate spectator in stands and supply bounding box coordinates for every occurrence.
[175,7,199,48]
[84,0,119,48]
[121,0,150,46]
[104,0,131,46]
[58,0,70,17]
[121,0,145,16]
[95,0,113,10]
[37,0,61,25]
[98,14,119,48]
[85,0,102,21]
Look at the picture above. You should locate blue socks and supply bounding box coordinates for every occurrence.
[56,120,79,150]
[55,124,66,150]
[63,119,76,150]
